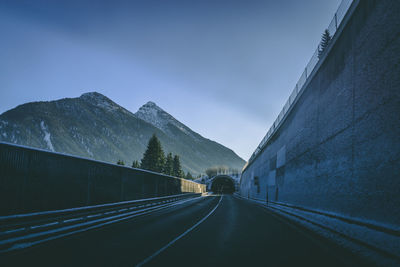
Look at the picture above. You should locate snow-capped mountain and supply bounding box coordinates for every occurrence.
[0,92,245,175]
[135,101,200,140]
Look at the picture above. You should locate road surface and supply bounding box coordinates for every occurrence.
[1,194,371,266]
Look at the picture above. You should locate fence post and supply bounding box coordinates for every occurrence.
[335,13,338,30]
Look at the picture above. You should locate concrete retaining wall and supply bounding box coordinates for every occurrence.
[0,142,205,215]
[240,0,400,228]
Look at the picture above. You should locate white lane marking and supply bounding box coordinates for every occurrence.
[136,195,223,267]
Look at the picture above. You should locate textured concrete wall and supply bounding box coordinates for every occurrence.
[240,0,400,227]
[0,142,205,215]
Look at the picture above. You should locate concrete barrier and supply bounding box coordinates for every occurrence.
[240,0,400,228]
[0,142,205,215]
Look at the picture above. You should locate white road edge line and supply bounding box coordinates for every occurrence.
[136,195,223,267]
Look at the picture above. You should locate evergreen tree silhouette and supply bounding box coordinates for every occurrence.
[172,155,184,177]
[164,152,174,175]
[132,160,140,168]
[186,171,193,180]
[140,134,165,173]
[318,29,331,58]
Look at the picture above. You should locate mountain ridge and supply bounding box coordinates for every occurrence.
[0,92,245,175]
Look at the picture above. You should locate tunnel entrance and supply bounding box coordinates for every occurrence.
[211,176,235,194]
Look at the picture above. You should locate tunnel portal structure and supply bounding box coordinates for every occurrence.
[210,175,236,194]
[240,0,400,229]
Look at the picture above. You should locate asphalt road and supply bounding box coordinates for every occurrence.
[1,194,371,267]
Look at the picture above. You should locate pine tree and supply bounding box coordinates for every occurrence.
[164,153,174,175]
[132,160,140,169]
[186,172,193,180]
[117,159,125,166]
[140,134,165,173]
[172,155,183,177]
[318,29,331,58]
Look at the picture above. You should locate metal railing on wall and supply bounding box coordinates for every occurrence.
[245,0,354,168]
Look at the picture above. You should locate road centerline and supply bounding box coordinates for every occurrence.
[136,195,223,267]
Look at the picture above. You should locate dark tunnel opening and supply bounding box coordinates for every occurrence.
[211,176,235,194]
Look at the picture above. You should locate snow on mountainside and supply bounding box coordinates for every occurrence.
[135,101,199,140]
[0,92,245,175]
[40,121,54,151]
[80,92,133,116]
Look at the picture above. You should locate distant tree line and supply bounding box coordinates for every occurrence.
[117,134,193,180]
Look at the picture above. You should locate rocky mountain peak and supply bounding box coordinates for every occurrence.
[135,101,171,132]
[143,101,157,108]
[80,92,121,112]
[138,101,164,113]
[80,91,110,101]
[135,101,199,140]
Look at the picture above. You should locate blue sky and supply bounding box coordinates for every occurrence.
[0,0,341,160]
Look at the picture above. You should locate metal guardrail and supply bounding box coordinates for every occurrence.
[0,193,201,252]
[245,0,354,169]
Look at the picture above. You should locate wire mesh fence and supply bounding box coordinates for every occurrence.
[247,0,354,165]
